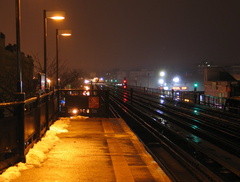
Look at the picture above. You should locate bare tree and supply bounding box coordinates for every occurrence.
[32,55,82,89]
[0,70,17,102]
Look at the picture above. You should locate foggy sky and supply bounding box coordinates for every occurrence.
[1,0,240,72]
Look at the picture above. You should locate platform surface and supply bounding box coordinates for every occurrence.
[10,117,171,182]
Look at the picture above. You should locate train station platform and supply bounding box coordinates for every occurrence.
[3,117,171,182]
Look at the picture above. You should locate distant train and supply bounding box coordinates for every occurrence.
[225,96,240,114]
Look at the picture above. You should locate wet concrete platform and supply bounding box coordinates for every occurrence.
[11,117,171,182]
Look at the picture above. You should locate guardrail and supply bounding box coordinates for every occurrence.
[0,91,58,172]
[0,85,234,172]
[0,88,110,172]
[58,89,109,118]
[127,85,227,109]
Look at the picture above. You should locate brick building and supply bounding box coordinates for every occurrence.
[0,32,34,101]
[204,67,240,97]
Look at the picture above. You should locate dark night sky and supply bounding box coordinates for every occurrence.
[1,0,240,72]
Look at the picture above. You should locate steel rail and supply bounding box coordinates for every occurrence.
[109,93,225,181]
[107,85,240,181]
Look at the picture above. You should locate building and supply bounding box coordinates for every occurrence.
[104,69,127,84]
[0,32,34,101]
[128,69,155,88]
[204,67,240,97]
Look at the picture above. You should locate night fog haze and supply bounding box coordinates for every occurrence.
[1,0,240,72]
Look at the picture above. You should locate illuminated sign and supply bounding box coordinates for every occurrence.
[172,87,180,90]
[172,86,188,90]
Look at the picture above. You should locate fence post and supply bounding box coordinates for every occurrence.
[15,93,26,162]
[55,89,60,119]
[130,88,133,105]
[45,93,49,130]
[105,90,109,118]
[36,94,41,140]
[172,89,174,100]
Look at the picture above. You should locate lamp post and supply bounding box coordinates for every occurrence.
[15,0,26,163]
[43,10,65,91]
[56,29,71,87]
[15,0,23,94]
[159,71,166,86]
[159,71,165,77]
[173,76,180,84]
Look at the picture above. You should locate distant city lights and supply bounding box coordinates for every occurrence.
[173,76,180,83]
[158,78,164,84]
[159,71,165,77]
[84,80,90,84]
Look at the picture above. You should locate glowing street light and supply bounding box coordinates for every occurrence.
[173,76,180,83]
[159,78,164,85]
[56,29,72,87]
[159,71,165,77]
[43,10,65,91]
[46,11,65,20]
[159,71,166,88]
[47,78,51,88]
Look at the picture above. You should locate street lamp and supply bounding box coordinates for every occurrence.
[159,78,164,85]
[43,10,65,91]
[159,71,165,77]
[15,0,23,96]
[56,29,72,87]
[173,76,180,83]
[47,78,51,88]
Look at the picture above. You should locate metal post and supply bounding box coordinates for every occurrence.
[105,90,109,118]
[56,29,59,87]
[43,10,47,92]
[16,0,22,93]
[130,88,133,105]
[172,89,174,100]
[16,100,26,162]
[15,0,26,162]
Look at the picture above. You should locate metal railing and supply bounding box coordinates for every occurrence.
[127,85,227,109]
[0,91,58,172]
[0,88,110,172]
[0,86,236,172]
[58,89,109,118]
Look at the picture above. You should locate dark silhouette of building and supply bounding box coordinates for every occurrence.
[0,32,34,101]
[204,67,240,97]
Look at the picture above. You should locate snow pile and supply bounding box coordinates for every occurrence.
[0,117,71,182]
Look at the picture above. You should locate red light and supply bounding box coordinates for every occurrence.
[123,78,127,88]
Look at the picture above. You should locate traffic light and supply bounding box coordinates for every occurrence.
[123,78,127,89]
[194,83,198,91]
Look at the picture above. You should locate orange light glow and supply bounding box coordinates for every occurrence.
[50,16,65,20]
[58,30,72,36]
[61,33,71,36]
[46,11,65,20]
[172,87,180,90]
[72,109,78,114]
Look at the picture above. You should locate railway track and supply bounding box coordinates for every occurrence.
[105,85,240,182]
